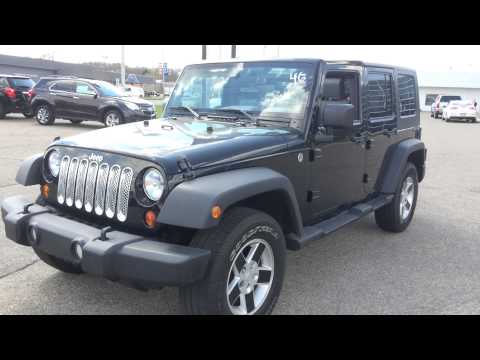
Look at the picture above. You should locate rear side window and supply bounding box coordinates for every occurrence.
[425,94,438,106]
[367,72,394,119]
[398,74,417,117]
[0,77,8,88]
[51,81,74,92]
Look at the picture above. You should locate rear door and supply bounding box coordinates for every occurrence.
[72,81,99,120]
[49,80,76,118]
[363,67,397,194]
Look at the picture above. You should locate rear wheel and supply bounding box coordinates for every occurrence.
[35,104,55,125]
[180,207,286,315]
[0,102,5,119]
[33,247,83,274]
[375,162,418,233]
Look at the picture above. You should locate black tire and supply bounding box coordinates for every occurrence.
[33,246,83,274]
[22,111,34,118]
[0,102,5,119]
[103,109,123,127]
[180,207,286,315]
[34,103,55,125]
[375,162,419,233]
[434,112,438,119]
[70,119,83,124]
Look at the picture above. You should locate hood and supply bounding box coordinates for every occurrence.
[53,118,297,174]
[109,96,153,106]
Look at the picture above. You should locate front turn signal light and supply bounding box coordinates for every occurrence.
[144,210,157,229]
[211,206,222,220]
[41,184,49,198]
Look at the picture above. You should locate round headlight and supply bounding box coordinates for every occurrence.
[47,150,61,177]
[143,168,165,201]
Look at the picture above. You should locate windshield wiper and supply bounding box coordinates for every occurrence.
[168,106,201,119]
[214,108,259,125]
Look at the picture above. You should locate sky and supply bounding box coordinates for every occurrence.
[0,45,479,72]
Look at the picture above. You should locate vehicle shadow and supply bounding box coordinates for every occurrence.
[29,270,180,314]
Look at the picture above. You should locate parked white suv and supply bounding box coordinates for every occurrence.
[432,95,462,118]
[442,100,477,123]
[122,86,145,98]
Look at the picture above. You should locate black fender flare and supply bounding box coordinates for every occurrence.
[378,138,426,194]
[157,167,303,235]
[15,153,43,186]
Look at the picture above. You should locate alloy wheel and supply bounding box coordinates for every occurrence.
[37,106,49,124]
[400,176,415,221]
[105,112,120,127]
[226,238,274,315]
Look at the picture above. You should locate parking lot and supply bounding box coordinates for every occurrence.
[0,112,480,314]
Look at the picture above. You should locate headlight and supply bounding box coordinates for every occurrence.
[47,150,61,177]
[124,102,140,111]
[143,168,165,201]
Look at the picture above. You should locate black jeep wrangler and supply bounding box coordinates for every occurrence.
[1,59,426,315]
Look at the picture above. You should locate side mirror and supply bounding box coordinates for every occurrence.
[322,103,355,134]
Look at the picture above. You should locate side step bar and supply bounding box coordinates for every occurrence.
[286,194,394,250]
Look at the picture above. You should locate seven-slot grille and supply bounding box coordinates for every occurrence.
[57,155,134,222]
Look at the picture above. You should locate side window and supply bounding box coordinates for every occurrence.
[398,74,417,117]
[367,71,393,119]
[425,94,438,106]
[75,82,96,95]
[51,81,74,93]
[0,78,9,88]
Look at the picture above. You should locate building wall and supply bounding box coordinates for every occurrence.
[419,87,480,111]
[0,64,56,80]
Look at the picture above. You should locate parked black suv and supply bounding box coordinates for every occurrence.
[1,59,426,315]
[0,75,35,118]
[30,78,156,126]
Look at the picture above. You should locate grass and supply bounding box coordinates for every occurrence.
[155,103,165,117]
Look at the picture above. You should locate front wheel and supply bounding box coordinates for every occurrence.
[375,162,419,233]
[103,109,123,127]
[180,207,286,315]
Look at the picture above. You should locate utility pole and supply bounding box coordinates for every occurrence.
[202,45,207,60]
[121,45,126,87]
[231,45,236,59]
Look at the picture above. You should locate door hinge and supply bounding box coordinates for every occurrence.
[363,174,369,183]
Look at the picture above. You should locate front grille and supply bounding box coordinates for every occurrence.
[57,156,134,222]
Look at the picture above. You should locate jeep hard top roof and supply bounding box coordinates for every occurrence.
[187,58,416,74]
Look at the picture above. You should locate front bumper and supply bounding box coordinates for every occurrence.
[1,196,210,288]
[123,109,157,123]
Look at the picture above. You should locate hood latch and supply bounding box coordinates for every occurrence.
[177,156,195,180]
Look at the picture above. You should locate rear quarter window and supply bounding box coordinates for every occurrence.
[398,74,417,117]
[367,72,394,119]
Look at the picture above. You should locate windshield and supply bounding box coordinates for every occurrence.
[441,96,461,102]
[166,61,316,130]
[10,78,35,88]
[93,81,125,97]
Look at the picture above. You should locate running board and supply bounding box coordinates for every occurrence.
[286,194,394,250]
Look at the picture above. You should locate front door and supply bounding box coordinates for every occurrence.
[309,67,367,220]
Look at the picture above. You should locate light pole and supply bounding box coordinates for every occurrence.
[121,45,126,87]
